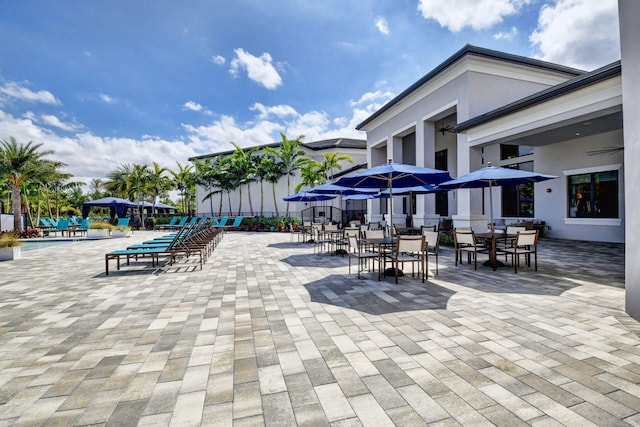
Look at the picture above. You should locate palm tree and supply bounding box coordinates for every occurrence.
[229,143,259,216]
[295,160,324,193]
[88,178,105,200]
[194,158,218,216]
[253,151,277,216]
[106,164,135,199]
[0,138,62,232]
[320,152,354,181]
[147,162,171,216]
[264,133,309,216]
[170,162,195,214]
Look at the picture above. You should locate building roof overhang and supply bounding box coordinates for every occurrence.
[356,44,585,131]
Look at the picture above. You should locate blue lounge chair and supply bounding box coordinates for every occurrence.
[155,216,179,230]
[116,218,130,228]
[105,226,204,275]
[221,216,243,230]
[53,219,71,237]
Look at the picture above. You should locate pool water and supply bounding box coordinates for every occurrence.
[20,240,76,252]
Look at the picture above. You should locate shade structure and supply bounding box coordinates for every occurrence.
[438,163,558,231]
[136,201,178,212]
[82,197,137,218]
[334,160,452,230]
[283,191,337,202]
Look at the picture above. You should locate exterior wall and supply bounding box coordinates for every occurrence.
[619,0,640,318]
[195,145,367,219]
[361,56,577,228]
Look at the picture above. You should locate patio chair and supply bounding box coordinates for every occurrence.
[422,229,440,275]
[347,235,379,279]
[116,218,130,228]
[454,229,488,270]
[289,223,303,243]
[502,230,539,273]
[385,235,427,284]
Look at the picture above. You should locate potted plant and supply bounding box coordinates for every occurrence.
[0,233,22,261]
[112,225,132,238]
[87,221,114,239]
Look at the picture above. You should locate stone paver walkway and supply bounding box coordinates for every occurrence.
[0,230,638,426]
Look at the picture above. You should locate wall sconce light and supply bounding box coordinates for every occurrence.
[546,188,552,193]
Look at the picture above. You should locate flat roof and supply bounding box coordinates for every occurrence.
[189,137,366,161]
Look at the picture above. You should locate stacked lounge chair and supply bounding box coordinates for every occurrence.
[105,219,224,275]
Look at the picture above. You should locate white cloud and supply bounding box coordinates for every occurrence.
[229,48,283,90]
[493,26,518,41]
[100,93,116,104]
[375,17,390,35]
[250,102,297,120]
[530,0,620,70]
[40,114,82,132]
[0,82,61,105]
[22,111,81,132]
[183,100,203,112]
[350,90,395,109]
[0,109,197,181]
[417,0,530,32]
[212,55,226,65]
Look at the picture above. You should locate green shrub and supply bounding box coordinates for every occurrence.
[0,233,22,248]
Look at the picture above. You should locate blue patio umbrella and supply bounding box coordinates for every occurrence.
[343,193,388,200]
[307,183,378,224]
[380,184,443,195]
[283,191,337,202]
[334,160,452,230]
[307,183,378,196]
[438,162,557,231]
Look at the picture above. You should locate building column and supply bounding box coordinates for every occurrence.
[452,134,487,232]
[414,120,439,227]
[620,0,640,320]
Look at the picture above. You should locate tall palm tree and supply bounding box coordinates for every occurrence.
[106,164,135,199]
[264,133,309,216]
[295,160,324,193]
[170,162,195,214]
[320,152,354,181]
[0,137,62,232]
[229,142,258,216]
[194,158,217,216]
[253,151,277,216]
[146,162,171,215]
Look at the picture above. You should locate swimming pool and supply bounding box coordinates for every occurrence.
[20,240,77,252]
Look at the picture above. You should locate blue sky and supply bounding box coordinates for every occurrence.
[0,0,620,186]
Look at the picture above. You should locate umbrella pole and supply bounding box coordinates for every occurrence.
[489,183,495,232]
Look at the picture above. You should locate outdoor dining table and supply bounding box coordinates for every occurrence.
[475,232,515,271]
[362,236,397,279]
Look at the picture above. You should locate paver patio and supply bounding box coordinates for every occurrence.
[0,230,638,426]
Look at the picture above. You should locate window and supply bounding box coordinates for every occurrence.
[568,170,618,218]
[501,144,534,160]
[379,198,387,215]
[501,161,534,218]
[435,149,448,216]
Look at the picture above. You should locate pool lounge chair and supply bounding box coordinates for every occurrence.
[105,226,205,275]
[156,216,188,231]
